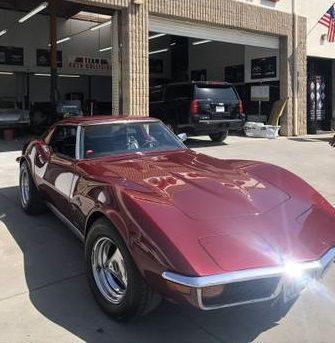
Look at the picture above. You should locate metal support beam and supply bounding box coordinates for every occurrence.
[50,0,58,123]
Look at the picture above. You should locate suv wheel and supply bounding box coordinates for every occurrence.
[85,218,161,321]
[209,131,228,142]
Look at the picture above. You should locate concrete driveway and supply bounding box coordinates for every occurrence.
[0,134,335,343]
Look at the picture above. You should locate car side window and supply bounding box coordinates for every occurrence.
[49,125,77,159]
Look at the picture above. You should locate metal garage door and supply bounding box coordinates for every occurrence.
[149,16,279,49]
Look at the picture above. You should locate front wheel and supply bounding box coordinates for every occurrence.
[209,130,228,142]
[85,219,161,321]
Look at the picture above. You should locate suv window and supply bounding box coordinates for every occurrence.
[165,84,192,101]
[49,125,77,159]
[194,85,238,102]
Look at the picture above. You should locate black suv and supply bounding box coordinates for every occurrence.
[149,82,245,142]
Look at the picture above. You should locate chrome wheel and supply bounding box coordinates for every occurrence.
[91,237,128,304]
[20,169,30,207]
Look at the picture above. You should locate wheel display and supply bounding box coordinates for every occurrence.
[85,218,161,321]
[209,130,229,142]
[19,161,45,214]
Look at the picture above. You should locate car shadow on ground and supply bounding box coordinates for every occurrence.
[288,137,333,144]
[0,186,295,343]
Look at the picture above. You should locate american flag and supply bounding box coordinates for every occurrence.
[319,4,335,42]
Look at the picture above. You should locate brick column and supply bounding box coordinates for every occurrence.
[111,11,120,115]
[279,17,307,136]
[120,2,149,116]
[296,16,307,135]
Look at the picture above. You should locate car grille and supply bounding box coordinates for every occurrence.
[202,277,281,307]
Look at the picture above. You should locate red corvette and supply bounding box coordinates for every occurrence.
[18,116,335,320]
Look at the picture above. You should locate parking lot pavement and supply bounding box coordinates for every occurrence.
[0,134,335,343]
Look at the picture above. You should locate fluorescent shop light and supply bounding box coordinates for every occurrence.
[0,71,13,75]
[18,2,48,23]
[90,20,112,31]
[59,74,80,78]
[149,33,166,40]
[99,46,112,52]
[34,73,80,78]
[149,48,169,55]
[0,29,7,37]
[192,39,212,46]
[56,37,71,44]
[34,73,51,77]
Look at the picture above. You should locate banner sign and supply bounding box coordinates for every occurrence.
[0,46,24,66]
[68,56,111,71]
[37,49,62,67]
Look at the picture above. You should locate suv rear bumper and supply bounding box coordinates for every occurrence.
[178,118,244,135]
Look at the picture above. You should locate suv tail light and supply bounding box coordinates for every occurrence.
[190,100,200,115]
[238,100,244,114]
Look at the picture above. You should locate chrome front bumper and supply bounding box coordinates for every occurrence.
[162,247,335,310]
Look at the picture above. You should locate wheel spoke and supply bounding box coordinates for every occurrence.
[91,237,128,304]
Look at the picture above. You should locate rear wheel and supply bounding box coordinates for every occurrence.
[85,218,161,321]
[19,161,45,214]
[209,130,228,142]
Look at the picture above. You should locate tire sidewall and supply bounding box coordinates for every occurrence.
[210,130,228,142]
[85,219,144,320]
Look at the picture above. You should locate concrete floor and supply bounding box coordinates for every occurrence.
[0,134,335,343]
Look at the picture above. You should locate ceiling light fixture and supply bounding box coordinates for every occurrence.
[149,48,169,55]
[192,39,212,46]
[56,37,71,44]
[34,73,80,78]
[18,2,48,23]
[99,46,112,52]
[0,29,7,37]
[0,71,13,75]
[90,20,112,31]
[149,33,166,40]
[34,73,51,77]
[59,74,80,78]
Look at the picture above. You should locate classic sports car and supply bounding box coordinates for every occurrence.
[0,97,30,128]
[18,116,335,321]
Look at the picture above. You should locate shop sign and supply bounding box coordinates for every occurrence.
[0,46,24,66]
[251,56,276,79]
[37,49,62,67]
[68,56,112,71]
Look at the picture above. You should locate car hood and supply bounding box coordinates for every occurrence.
[79,150,290,220]
[78,150,335,274]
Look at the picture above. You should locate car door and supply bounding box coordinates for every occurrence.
[35,125,78,220]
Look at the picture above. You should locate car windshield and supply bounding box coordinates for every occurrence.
[82,121,186,158]
[194,85,238,102]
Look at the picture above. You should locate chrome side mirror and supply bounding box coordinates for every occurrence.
[177,133,187,142]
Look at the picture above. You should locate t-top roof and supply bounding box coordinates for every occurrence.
[59,115,159,126]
